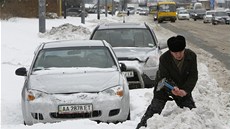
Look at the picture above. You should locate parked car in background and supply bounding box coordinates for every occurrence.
[139,8,149,15]
[15,40,130,125]
[90,23,166,89]
[203,10,215,23]
[177,9,190,20]
[136,7,142,14]
[127,6,135,15]
[66,8,88,17]
[225,9,230,16]
[212,10,230,25]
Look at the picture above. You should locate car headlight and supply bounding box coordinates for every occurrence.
[195,14,197,16]
[145,55,159,67]
[26,89,43,101]
[101,86,124,97]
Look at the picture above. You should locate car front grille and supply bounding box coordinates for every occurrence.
[126,71,142,89]
[50,110,101,119]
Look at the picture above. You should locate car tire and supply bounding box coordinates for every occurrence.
[158,20,162,23]
[127,110,131,120]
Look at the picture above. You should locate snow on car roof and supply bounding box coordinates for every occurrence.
[43,40,106,49]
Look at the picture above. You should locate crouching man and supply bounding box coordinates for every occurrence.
[136,35,198,129]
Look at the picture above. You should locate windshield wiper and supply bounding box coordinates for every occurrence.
[33,67,49,71]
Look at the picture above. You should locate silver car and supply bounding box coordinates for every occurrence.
[203,10,215,23]
[90,23,165,89]
[212,10,230,25]
[15,40,130,125]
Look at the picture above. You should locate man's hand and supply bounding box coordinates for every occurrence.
[172,87,187,97]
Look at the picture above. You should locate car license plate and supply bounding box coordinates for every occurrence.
[58,104,93,114]
[123,71,134,78]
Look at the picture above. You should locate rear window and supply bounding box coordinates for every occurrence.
[92,28,156,47]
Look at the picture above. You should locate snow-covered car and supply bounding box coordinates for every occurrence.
[90,23,165,89]
[203,10,215,23]
[15,40,130,125]
[177,9,190,20]
[212,10,230,25]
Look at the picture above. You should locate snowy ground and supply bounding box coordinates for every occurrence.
[1,14,230,129]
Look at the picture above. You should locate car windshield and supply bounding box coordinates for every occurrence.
[159,4,176,12]
[196,9,206,13]
[92,29,156,47]
[215,11,228,16]
[33,46,116,70]
[207,11,215,15]
[67,8,80,12]
[179,10,188,14]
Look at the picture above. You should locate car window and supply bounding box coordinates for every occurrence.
[207,12,214,15]
[215,11,228,16]
[92,29,156,47]
[33,46,116,70]
[179,11,188,14]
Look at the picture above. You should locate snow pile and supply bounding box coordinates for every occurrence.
[145,63,230,129]
[40,23,91,40]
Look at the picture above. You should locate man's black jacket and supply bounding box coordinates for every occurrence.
[154,49,198,95]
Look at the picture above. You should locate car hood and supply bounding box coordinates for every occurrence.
[113,47,159,62]
[29,68,121,94]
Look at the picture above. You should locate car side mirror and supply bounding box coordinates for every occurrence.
[119,63,126,71]
[159,41,168,50]
[15,67,27,76]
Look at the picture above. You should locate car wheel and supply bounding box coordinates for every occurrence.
[194,18,196,21]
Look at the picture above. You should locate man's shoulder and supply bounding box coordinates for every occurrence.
[185,49,197,57]
[160,50,171,62]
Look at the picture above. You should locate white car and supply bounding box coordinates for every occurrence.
[139,8,149,15]
[15,40,130,125]
[203,10,215,23]
[177,10,190,20]
[90,23,166,89]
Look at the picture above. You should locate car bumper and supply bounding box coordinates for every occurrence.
[178,16,189,20]
[213,19,230,24]
[204,18,212,23]
[121,61,158,88]
[22,93,129,125]
[158,16,176,21]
